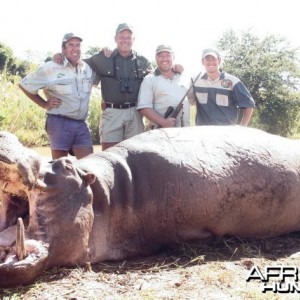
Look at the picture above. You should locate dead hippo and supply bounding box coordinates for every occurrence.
[1,126,300,287]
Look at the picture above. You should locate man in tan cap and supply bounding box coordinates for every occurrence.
[19,33,96,159]
[84,23,153,150]
[188,48,255,126]
[137,44,191,129]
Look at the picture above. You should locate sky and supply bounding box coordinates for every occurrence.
[1,0,299,76]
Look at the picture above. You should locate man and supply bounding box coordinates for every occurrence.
[85,23,153,150]
[137,45,191,129]
[188,48,255,126]
[19,33,96,159]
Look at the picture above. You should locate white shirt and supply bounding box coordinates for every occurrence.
[137,72,191,127]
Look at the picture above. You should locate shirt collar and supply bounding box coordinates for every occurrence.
[63,57,84,68]
[112,48,135,58]
[154,68,180,79]
[202,71,225,80]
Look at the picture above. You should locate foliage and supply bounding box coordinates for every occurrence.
[217,29,300,136]
[0,43,14,78]
[0,79,48,146]
[0,43,33,80]
[85,46,102,58]
[88,88,101,144]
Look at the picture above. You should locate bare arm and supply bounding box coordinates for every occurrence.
[18,84,61,110]
[173,64,184,74]
[139,108,176,128]
[52,53,64,64]
[240,107,254,126]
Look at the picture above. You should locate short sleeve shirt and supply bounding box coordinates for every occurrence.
[190,72,255,125]
[19,58,95,120]
[137,72,191,127]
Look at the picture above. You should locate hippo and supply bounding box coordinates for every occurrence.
[1,126,300,287]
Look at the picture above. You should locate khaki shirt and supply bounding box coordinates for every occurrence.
[20,58,95,120]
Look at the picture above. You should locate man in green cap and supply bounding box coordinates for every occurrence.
[85,23,153,150]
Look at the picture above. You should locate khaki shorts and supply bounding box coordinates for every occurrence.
[99,107,144,143]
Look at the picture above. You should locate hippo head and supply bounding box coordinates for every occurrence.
[0,132,95,287]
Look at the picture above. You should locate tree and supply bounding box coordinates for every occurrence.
[217,29,300,136]
[85,46,102,58]
[0,43,14,78]
[0,43,33,81]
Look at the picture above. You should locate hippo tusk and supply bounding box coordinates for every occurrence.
[16,218,27,260]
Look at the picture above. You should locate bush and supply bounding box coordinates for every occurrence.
[88,88,101,144]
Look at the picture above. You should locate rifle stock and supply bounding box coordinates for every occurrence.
[152,106,174,129]
[164,106,175,118]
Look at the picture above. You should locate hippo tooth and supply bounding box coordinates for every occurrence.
[16,218,27,260]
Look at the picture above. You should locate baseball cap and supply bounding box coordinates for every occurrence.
[202,48,220,59]
[116,23,134,34]
[62,33,83,43]
[156,44,173,55]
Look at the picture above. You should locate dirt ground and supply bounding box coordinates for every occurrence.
[2,233,300,300]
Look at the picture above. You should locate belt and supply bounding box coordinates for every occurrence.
[47,114,83,121]
[105,102,136,109]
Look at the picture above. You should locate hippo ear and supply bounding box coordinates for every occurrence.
[83,173,96,186]
[76,168,96,186]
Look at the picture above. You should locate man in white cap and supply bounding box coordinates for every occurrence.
[19,33,96,159]
[188,48,255,126]
[137,44,191,129]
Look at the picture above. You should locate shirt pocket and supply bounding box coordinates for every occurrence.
[51,83,73,94]
[196,92,208,104]
[82,79,92,93]
[216,94,229,106]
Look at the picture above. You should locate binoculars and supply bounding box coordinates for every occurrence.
[120,78,134,93]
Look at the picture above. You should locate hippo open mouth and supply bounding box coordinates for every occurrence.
[0,131,50,286]
[0,131,95,287]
